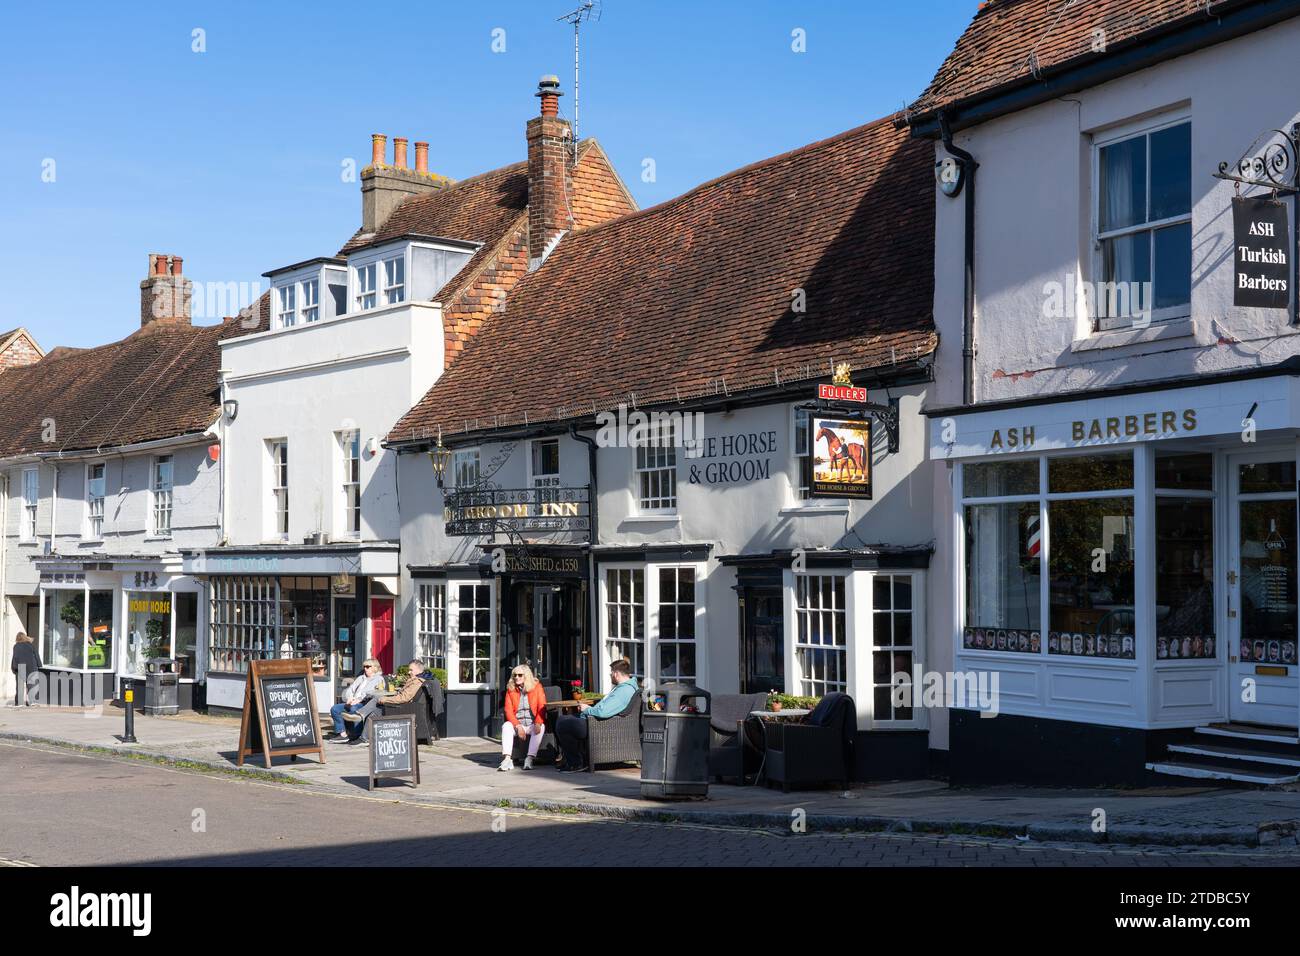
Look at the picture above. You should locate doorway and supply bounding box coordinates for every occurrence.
[740,586,784,695]
[1227,453,1299,727]
[370,598,394,674]
[506,581,584,689]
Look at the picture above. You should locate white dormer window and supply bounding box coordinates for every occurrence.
[277,285,297,328]
[356,263,377,311]
[300,278,319,323]
[383,256,405,305]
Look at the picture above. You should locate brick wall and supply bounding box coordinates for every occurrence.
[0,334,42,370]
[572,144,637,229]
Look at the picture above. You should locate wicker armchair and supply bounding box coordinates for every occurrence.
[708,692,770,783]
[586,690,642,770]
[380,678,444,744]
[761,692,855,791]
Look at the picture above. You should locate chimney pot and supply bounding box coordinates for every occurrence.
[536,75,563,117]
[393,137,408,168]
[414,141,429,174]
[152,254,168,276]
[171,255,183,276]
[371,133,387,167]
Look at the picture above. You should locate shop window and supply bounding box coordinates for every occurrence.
[456,582,492,685]
[1048,451,1133,493]
[279,577,331,676]
[1047,497,1136,658]
[963,500,1042,653]
[1155,498,1215,660]
[1238,499,1298,665]
[151,455,173,537]
[208,576,277,674]
[873,574,915,721]
[605,568,645,678]
[44,591,84,669]
[1095,119,1191,329]
[21,467,38,541]
[174,591,198,679]
[417,583,447,672]
[531,439,560,490]
[85,462,105,538]
[1239,460,1296,494]
[964,459,1038,497]
[1155,451,1212,491]
[126,591,173,677]
[635,422,677,513]
[794,574,847,696]
[337,429,361,537]
[657,567,696,682]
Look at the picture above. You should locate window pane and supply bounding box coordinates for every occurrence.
[1149,123,1191,221]
[1099,232,1151,309]
[1156,498,1215,660]
[1153,221,1191,310]
[963,459,1039,497]
[1047,497,1136,658]
[1240,461,1296,494]
[1099,135,1146,231]
[1049,453,1133,493]
[1156,452,1212,491]
[1239,499,1298,664]
[964,501,1041,652]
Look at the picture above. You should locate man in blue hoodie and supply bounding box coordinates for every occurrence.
[555,658,639,772]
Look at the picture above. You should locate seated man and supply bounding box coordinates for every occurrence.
[339,658,430,744]
[554,659,639,773]
[327,659,383,740]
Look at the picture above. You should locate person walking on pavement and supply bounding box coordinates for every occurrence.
[10,633,42,706]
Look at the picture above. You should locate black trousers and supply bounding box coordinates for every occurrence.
[555,714,589,767]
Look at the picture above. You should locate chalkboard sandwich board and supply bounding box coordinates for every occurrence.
[369,714,420,790]
[237,658,326,768]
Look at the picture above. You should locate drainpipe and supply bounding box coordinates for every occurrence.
[0,473,8,701]
[938,112,978,405]
[568,425,599,691]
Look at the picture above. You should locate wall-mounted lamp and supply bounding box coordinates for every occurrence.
[428,434,452,490]
[365,436,378,457]
[223,399,239,422]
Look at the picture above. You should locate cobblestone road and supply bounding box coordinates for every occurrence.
[2,742,1296,867]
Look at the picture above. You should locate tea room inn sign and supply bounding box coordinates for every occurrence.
[444,486,591,538]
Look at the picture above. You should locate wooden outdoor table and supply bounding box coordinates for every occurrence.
[546,699,585,711]
[749,708,811,719]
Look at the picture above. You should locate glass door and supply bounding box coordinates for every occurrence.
[1228,455,1299,727]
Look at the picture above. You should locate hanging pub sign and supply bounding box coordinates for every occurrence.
[816,362,868,403]
[1232,196,1291,308]
[809,416,872,498]
[236,658,325,769]
[444,486,591,537]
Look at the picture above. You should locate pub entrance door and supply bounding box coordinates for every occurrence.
[1227,453,1299,728]
[740,585,784,695]
[505,581,587,690]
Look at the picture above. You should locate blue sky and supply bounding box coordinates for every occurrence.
[0,0,974,348]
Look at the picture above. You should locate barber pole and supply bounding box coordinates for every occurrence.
[1026,513,1041,558]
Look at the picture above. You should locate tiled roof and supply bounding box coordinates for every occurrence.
[0,294,269,458]
[388,115,936,443]
[908,0,1243,122]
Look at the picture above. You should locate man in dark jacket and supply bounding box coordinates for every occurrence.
[10,633,42,706]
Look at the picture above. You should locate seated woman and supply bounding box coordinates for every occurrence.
[500,664,547,771]
[328,659,383,740]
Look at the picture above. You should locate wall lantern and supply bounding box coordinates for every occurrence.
[935,155,967,198]
[428,433,452,490]
[222,399,239,422]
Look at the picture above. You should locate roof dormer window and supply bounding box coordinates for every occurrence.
[383,256,405,305]
[356,262,377,311]
[277,284,297,328]
[300,278,319,323]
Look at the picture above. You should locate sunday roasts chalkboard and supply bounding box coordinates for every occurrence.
[369,714,420,790]
[237,658,326,768]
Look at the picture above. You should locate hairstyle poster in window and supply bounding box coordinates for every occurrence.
[810,417,872,498]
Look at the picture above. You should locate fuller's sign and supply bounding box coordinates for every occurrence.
[1233,196,1291,308]
[445,486,590,537]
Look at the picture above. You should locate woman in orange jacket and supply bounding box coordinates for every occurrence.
[500,664,548,771]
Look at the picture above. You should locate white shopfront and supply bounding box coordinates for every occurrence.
[931,371,1300,734]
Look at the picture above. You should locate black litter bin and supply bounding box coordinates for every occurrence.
[640,682,711,799]
[144,658,179,716]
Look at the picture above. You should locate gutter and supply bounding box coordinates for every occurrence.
[938,111,978,406]
[904,0,1299,137]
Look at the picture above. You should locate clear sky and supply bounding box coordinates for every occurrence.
[0,0,975,349]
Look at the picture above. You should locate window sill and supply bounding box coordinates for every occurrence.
[620,514,681,527]
[17,540,39,547]
[780,503,850,517]
[143,536,174,543]
[1071,316,1194,353]
[78,539,104,547]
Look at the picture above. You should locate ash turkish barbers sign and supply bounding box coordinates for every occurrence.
[1233,196,1291,308]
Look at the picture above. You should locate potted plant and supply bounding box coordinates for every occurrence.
[570,679,584,701]
[768,692,783,713]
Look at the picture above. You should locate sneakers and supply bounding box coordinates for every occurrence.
[498,756,514,772]
[522,756,534,770]
[559,763,585,774]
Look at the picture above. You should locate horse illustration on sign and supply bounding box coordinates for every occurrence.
[811,417,872,498]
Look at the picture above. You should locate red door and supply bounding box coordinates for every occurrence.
[370,598,394,674]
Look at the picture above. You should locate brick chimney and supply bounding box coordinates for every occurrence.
[139,254,192,327]
[526,76,574,269]
[361,133,450,233]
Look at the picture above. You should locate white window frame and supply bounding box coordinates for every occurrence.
[382,255,405,306]
[416,582,447,673]
[84,462,105,540]
[268,440,289,540]
[634,421,678,514]
[447,578,495,690]
[355,262,377,312]
[20,467,38,542]
[300,278,319,323]
[599,564,646,684]
[1090,113,1192,331]
[336,429,361,538]
[865,570,926,729]
[529,438,561,490]
[452,448,480,489]
[150,455,174,538]
[277,283,297,328]
[649,563,706,689]
[788,571,849,698]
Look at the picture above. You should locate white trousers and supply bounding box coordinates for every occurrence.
[502,721,545,757]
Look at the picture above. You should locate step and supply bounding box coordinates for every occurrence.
[1167,741,1300,768]
[1195,723,1299,746]
[1146,759,1300,786]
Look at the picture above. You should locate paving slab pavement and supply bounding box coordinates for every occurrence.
[3,703,1300,847]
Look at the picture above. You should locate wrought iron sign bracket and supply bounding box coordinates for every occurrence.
[1213,124,1300,195]
[797,398,900,454]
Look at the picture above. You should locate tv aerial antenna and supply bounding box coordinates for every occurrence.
[558,0,601,165]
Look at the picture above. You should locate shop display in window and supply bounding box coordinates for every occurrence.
[1047,630,1135,659]
[1240,637,1296,665]
[962,627,1039,654]
[1157,635,1216,660]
